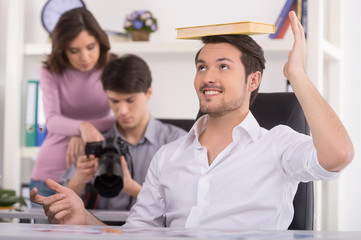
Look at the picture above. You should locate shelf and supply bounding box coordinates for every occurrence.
[24,41,203,55]
[21,147,39,160]
[24,39,292,56]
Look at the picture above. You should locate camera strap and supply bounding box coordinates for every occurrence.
[84,183,98,209]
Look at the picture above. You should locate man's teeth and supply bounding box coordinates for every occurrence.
[204,90,220,95]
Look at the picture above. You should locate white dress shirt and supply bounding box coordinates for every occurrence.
[124,112,340,230]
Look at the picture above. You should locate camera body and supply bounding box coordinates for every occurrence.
[85,136,128,198]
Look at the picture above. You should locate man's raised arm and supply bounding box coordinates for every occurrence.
[283,11,354,172]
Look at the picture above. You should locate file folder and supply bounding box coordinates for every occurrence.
[36,85,47,146]
[25,80,38,146]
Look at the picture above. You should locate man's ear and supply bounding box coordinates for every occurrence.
[247,71,262,92]
[146,87,152,100]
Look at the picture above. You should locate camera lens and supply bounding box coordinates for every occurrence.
[94,151,123,198]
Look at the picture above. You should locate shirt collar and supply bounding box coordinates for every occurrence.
[143,116,157,145]
[234,111,260,143]
[112,116,156,145]
[185,111,261,146]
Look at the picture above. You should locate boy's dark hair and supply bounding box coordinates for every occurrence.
[195,34,266,107]
[45,7,110,74]
[101,54,152,93]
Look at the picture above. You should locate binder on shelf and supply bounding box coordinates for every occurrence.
[269,0,296,39]
[25,80,38,147]
[36,85,47,146]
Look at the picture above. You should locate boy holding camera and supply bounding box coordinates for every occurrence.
[61,54,186,211]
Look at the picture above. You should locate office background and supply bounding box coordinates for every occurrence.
[0,0,360,232]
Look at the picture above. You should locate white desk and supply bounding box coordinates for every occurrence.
[0,208,129,223]
[0,222,360,240]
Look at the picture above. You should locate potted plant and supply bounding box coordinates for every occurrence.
[123,10,158,41]
[0,188,27,208]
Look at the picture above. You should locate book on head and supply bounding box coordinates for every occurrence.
[175,21,275,40]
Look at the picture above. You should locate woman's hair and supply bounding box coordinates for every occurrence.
[101,54,152,94]
[44,7,110,74]
[195,34,266,107]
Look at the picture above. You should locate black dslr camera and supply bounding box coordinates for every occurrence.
[85,136,128,198]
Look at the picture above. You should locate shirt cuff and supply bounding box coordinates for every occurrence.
[308,150,342,180]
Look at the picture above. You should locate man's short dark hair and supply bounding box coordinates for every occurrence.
[195,35,266,107]
[101,54,152,93]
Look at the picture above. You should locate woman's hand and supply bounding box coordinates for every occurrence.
[66,136,84,168]
[79,122,104,143]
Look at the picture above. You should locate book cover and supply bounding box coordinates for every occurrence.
[176,21,275,40]
[25,80,38,147]
[296,0,302,21]
[275,2,297,39]
[269,0,296,39]
[36,84,47,146]
[301,0,307,39]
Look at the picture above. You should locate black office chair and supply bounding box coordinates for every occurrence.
[160,92,314,230]
[158,119,195,132]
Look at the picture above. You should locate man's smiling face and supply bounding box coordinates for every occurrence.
[194,43,251,117]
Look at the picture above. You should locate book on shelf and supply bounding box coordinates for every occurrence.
[300,0,307,39]
[275,2,297,39]
[296,0,302,22]
[269,0,296,39]
[175,21,275,40]
[24,80,47,147]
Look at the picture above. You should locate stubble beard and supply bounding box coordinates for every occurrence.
[199,96,245,118]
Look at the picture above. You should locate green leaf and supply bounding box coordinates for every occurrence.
[0,189,16,198]
[0,188,27,207]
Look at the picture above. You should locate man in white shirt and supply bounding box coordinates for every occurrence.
[30,11,354,229]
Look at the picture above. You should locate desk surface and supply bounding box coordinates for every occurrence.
[0,223,360,240]
[0,208,129,222]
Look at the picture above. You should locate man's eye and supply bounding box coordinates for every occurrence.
[198,65,206,71]
[220,65,229,70]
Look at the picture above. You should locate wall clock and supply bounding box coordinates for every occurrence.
[41,0,86,34]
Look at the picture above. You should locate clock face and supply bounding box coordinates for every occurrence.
[41,0,85,33]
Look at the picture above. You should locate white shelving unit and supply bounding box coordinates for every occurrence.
[24,39,292,56]
[306,0,344,231]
